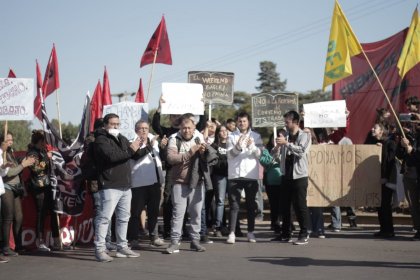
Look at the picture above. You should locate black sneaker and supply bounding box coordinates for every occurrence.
[280,235,293,243]
[190,240,206,252]
[214,230,223,238]
[293,234,309,245]
[412,231,420,241]
[270,235,283,242]
[2,248,18,257]
[200,235,214,244]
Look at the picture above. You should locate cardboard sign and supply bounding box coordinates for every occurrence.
[103,101,149,141]
[161,83,204,115]
[0,78,34,120]
[303,100,347,128]
[188,71,234,105]
[307,144,382,207]
[251,92,298,127]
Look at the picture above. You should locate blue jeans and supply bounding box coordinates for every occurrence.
[213,175,228,228]
[309,207,324,233]
[93,192,112,243]
[331,206,341,229]
[94,187,132,252]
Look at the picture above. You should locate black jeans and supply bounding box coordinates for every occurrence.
[1,189,23,250]
[265,184,281,227]
[228,179,258,233]
[280,177,310,237]
[378,184,394,233]
[162,171,173,236]
[128,184,161,241]
[32,189,60,239]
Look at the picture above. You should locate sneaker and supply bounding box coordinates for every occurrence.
[281,235,293,243]
[130,240,142,250]
[151,237,166,247]
[293,234,309,245]
[190,240,206,252]
[373,231,395,238]
[412,231,420,241]
[327,224,341,232]
[95,251,113,262]
[226,232,236,244]
[317,233,326,239]
[0,256,9,263]
[214,230,223,238]
[349,219,358,228]
[2,248,18,257]
[270,235,283,242]
[247,232,256,243]
[235,230,244,237]
[106,242,118,252]
[165,242,180,254]
[200,235,214,244]
[38,243,51,252]
[115,247,140,258]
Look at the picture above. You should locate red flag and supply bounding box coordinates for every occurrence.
[140,16,172,67]
[135,78,145,103]
[102,67,112,106]
[90,80,103,131]
[34,60,43,120]
[8,69,16,78]
[42,44,60,97]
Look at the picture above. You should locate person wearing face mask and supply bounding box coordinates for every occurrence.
[93,113,142,262]
[367,124,398,238]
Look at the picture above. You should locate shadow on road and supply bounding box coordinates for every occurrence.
[247,256,420,269]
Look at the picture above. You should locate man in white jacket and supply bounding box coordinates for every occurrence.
[227,112,263,244]
[127,120,165,249]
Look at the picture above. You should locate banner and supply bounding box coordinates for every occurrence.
[102,101,149,141]
[333,28,420,143]
[161,83,204,115]
[307,144,382,207]
[303,100,347,128]
[0,78,34,120]
[251,92,298,127]
[188,71,234,105]
[41,94,91,216]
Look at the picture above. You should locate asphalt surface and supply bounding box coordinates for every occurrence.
[1,223,419,280]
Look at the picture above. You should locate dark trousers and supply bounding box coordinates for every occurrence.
[266,184,281,227]
[33,189,60,239]
[280,177,310,237]
[228,179,258,233]
[200,189,215,236]
[128,184,161,241]
[162,171,173,236]
[1,189,23,250]
[378,184,394,233]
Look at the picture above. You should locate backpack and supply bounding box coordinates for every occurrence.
[80,135,98,181]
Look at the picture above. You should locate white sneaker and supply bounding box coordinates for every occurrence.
[247,232,256,243]
[38,243,51,252]
[226,232,235,244]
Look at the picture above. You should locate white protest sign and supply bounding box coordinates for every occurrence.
[303,100,346,128]
[0,78,34,120]
[103,101,149,141]
[161,83,204,115]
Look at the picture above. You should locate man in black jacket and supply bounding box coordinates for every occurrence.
[93,113,141,262]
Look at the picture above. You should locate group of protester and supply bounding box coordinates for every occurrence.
[0,95,420,263]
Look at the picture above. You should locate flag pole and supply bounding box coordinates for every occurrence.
[3,121,8,162]
[146,50,159,103]
[55,89,63,138]
[208,103,212,121]
[359,50,406,138]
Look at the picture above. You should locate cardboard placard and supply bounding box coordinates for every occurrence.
[251,92,298,127]
[103,101,148,141]
[188,71,234,105]
[0,78,34,120]
[303,100,347,128]
[307,144,381,207]
[161,83,204,115]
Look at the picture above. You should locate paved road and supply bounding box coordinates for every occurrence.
[1,224,419,280]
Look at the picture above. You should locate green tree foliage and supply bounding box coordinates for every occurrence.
[299,89,332,106]
[51,119,80,145]
[256,61,287,93]
[0,121,33,151]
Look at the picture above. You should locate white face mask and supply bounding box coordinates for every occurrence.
[108,128,120,138]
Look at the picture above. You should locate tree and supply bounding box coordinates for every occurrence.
[299,89,332,106]
[51,120,80,145]
[256,61,287,93]
[0,121,33,151]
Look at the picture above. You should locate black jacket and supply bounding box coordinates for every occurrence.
[211,142,228,177]
[94,129,136,189]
